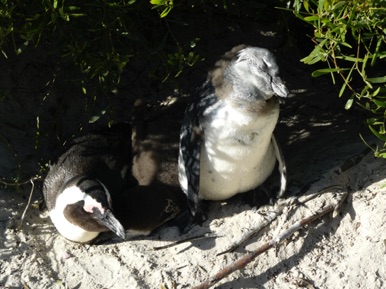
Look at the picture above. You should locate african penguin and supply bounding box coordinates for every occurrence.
[43,124,133,243]
[178,45,289,224]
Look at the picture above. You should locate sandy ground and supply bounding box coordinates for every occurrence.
[1,26,386,289]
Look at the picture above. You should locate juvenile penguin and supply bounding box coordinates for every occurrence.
[43,124,132,243]
[178,45,289,224]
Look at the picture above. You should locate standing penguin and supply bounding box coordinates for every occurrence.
[43,124,133,243]
[178,45,289,224]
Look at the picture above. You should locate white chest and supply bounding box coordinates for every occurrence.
[199,102,279,200]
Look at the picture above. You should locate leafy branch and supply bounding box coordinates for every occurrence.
[285,0,386,157]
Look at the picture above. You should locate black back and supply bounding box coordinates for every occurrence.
[43,123,133,210]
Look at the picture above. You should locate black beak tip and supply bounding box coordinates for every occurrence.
[93,209,126,240]
[115,226,126,240]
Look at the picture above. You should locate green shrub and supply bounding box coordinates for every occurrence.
[0,0,286,97]
[285,0,386,157]
[0,0,203,95]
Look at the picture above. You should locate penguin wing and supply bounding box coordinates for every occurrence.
[271,134,287,197]
[179,102,203,217]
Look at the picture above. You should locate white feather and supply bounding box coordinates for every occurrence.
[49,186,100,243]
[199,100,279,200]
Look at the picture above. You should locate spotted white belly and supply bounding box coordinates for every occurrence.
[199,103,279,200]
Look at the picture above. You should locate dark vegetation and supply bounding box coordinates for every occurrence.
[0,0,385,182]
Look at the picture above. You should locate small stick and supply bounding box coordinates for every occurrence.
[17,176,41,230]
[296,185,343,206]
[0,175,42,229]
[217,204,284,256]
[0,174,42,187]
[217,185,343,255]
[153,232,218,250]
[192,199,342,289]
[335,146,371,174]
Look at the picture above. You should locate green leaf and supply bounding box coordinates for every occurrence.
[345,95,354,110]
[304,15,320,22]
[372,87,381,97]
[332,1,347,12]
[304,0,309,12]
[339,64,355,97]
[160,6,172,18]
[372,99,386,108]
[335,55,363,62]
[311,68,349,77]
[89,110,106,124]
[367,118,383,126]
[369,125,386,142]
[368,76,386,84]
[301,41,328,64]
[339,41,352,49]
[375,152,386,158]
[318,0,325,12]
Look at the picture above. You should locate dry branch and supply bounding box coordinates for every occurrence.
[153,233,218,250]
[191,189,347,289]
[0,175,42,229]
[18,178,37,230]
[217,185,343,255]
[0,175,42,186]
[216,204,284,255]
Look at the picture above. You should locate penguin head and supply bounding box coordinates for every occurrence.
[230,46,289,101]
[50,176,126,243]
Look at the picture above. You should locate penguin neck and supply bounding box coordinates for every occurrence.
[226,95,279,117]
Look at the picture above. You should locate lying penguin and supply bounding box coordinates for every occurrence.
[178,45,289,224]
[43,124,132,243]
[44,123,185,243]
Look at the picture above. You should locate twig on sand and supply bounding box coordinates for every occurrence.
[191,187,347,289]
[18,177,37,230]
[153,232,219,250]
[217,185,343,256]
[216,204,285,256]
[0,175,43,229]
[9,175,42,230]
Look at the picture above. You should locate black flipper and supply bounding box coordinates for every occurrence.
[179,102,207,226]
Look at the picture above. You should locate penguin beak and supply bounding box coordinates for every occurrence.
[272,76,289,98]
[92,208,126,240]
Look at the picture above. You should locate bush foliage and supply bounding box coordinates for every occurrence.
[286,0,386,157]
[1,0,385,157]
[0,0,204,95]
[0,1,287,94]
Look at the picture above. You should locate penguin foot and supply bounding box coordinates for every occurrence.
[172,211,199,234]
[242,185,277,208]
[172,206,209,235]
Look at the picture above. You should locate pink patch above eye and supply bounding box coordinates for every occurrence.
[83,198,105,214]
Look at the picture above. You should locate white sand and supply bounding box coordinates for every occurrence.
[1,145,386,289]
